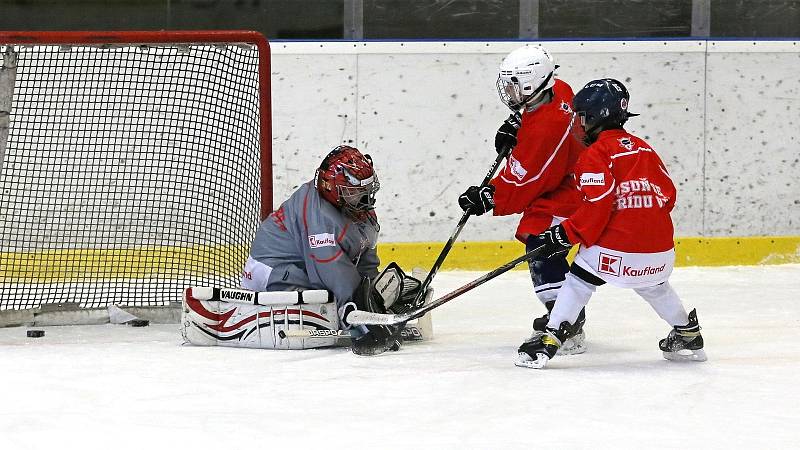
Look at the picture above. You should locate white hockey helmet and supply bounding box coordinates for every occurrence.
[496,46,557,111]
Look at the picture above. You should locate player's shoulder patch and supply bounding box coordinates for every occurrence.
[618,137,635,151]
[508,154,528,181]
[579,172,605,186]
[308,232,337,248]
[559,100,573,115]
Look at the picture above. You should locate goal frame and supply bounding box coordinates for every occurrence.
[0,29,273,218]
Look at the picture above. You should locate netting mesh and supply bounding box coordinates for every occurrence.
[0,41,265,310]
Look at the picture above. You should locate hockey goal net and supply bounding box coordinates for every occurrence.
[0,31,271,312]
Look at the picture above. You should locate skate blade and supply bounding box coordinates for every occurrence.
[662,348,707,362]
[514,352,550,369]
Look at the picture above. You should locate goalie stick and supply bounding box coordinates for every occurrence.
[412,143,513,307]
[280,324,429,341]
[279,329,350,339]
[349,243,545,326]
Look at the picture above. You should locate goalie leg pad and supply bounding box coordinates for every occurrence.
[182,287,342,350]
[402,268,434,341]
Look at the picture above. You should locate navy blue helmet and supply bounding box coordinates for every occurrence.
[572,78,637,144]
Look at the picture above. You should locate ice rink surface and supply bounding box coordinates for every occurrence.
[2,265,799,450]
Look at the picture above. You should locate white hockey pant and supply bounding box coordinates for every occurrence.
[547,273,597,329]
[548,276,689,329]
[634,282,689,327]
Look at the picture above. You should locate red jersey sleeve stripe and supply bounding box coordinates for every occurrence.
[610,149,640,159]
[302,187,310,231]
[498,117,574,187]
[310,249,344,264]
[586,180,616,203]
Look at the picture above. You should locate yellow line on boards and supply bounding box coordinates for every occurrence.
[377,236,800,270]
[0,245,247,283]
[1,237,797,282]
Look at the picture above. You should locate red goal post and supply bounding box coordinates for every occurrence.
[0,30,271,314]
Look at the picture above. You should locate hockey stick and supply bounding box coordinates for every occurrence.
[349,243,545,326]
[412,143,513,307]
[279,324,430,341]
[278,329,351,339]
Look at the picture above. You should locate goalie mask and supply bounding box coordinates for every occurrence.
[496,46,557,112]
[315,145,380,222]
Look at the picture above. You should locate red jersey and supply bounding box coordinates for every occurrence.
[561,129,676,253]
[490,79,584,239]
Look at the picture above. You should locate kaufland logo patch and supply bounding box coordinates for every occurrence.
[598,253,621,276]
[308,233,336,248]
[509,155,527,180]
[623,264,667,277]
[580,172,605,186]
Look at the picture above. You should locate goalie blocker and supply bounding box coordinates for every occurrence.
[182,266,433,350]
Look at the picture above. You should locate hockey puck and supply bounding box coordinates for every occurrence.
[127,319,150,327]
[27,330,45,338]
[278,330,287,339]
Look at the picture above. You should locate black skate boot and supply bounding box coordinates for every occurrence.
[531,301,554,334]
[522,302,586,356]
[659,309,707,362]
[515,321,570,369]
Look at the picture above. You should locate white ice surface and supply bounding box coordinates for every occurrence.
[2,265,800,450]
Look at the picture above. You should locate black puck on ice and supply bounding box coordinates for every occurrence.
[127,319,150,327]
[278,330,287,339]
[27,330,45,338]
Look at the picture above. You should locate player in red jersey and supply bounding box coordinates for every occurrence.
[458,46,587,354]
[515,79,707,369]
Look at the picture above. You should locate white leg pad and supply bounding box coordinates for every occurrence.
[182,287,341,349]
[403,267,435,341]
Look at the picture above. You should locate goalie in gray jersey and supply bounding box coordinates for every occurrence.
[242,145,420,355]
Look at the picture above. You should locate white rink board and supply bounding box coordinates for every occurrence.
[2,264,800,449]
[271,41,800,241]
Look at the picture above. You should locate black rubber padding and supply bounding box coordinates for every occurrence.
[570,263,606,286]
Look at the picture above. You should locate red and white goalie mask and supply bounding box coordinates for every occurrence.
[315,145,380,222]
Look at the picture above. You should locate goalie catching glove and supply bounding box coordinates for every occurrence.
[342,263,428,356]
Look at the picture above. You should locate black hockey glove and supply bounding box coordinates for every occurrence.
[345,277,402,356]
[458,185,495,216]
[494,111,522,154]
[527,224,572,259]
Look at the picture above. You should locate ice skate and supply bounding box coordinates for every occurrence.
[515,349,552,369]
[523,305,586,356]
[660,309,707,362]
[557,328,586,355]
[515,323,569,369]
